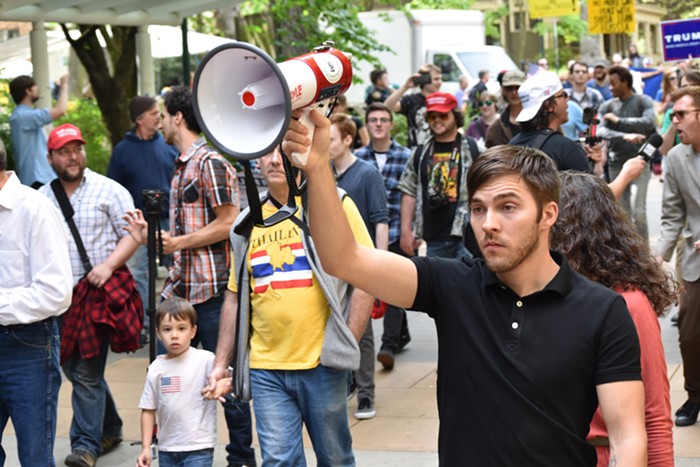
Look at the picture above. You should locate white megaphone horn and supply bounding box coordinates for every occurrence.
[192,41,353,164]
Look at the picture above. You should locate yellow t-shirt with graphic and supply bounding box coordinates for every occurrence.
[228,196,373,370]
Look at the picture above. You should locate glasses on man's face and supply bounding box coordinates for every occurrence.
[367,117,391,124]
[670,109,700,121]
[554,91,569,100]
[478,100,493,107]
[427,112,450,122]
[502,86,519,93]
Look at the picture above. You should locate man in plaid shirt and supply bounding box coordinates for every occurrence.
[355,103,413,371]
[40,123,140,467]
[159,86,256,467]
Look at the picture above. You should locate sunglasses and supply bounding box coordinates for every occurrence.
[554,91,569,100]
[478,100,493,107]
[427,112,450,122]
[670,109,700,121]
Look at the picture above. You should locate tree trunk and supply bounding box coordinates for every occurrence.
[61,24,137,148]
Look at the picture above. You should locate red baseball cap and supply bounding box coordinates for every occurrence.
[426,92,458,113]
[48,124,86,151]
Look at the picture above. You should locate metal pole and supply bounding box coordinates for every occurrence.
[182,18,190,87]
[553,18,560,70]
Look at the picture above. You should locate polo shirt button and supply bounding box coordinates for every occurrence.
[516,300,523,307]
[512,322,519,329]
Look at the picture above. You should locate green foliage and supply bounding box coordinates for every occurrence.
[406,0,474,8]
[237,0,396,84]
[532,15,587,66]
[484,6,508,44]
[0,80,16,172]
[56,99,112,175]
[390,113,408,147]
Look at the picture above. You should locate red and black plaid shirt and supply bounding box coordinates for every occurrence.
[162,138,239,304]
[60,266,143,365]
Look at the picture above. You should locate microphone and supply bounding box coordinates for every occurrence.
[637,133,663,161]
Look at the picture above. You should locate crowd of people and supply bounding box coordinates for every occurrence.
[1,42,700,467]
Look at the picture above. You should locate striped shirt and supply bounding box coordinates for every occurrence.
[162,138,239,304]
[40,169,135,285]
[355,140,411,245]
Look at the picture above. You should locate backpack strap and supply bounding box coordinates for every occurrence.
[530,129,556,151]
[50,179,93,274]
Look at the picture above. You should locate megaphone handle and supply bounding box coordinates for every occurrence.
[291,108,315,166]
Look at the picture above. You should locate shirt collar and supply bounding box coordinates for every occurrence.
[0,172,20,210]
[177,137,207,165]
[482,250,573,298]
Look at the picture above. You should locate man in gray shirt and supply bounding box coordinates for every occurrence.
[596,65,656,239]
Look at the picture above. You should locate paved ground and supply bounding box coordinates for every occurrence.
[3,173,700,466]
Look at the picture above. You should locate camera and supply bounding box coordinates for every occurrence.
[413,72,432,86]
[578,107,602,146]
[142,189,165,214]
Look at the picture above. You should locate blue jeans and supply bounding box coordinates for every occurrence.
[158,295,255,465]
[0,318,61,467]
[426,236,472,260]
[251,366,355,467]
[158,448,214,467]
[62,339,122,457]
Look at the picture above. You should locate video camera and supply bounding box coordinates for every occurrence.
[578,107,602,146]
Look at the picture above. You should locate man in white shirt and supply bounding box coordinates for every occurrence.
[0,138,73,466]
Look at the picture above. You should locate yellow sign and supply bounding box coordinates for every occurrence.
[588,0,636,34]
[530,0,580,19]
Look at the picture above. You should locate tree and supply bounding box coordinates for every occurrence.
[61,24,137,147]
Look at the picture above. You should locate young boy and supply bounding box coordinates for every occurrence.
[137,297,218,467]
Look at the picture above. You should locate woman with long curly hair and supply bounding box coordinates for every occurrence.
[551,171,678,467]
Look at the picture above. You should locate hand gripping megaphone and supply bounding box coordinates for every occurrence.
[192,41,353,165]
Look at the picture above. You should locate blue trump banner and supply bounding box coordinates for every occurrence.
[662,18,700,61]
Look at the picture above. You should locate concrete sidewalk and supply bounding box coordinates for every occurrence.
[3,175,700,466]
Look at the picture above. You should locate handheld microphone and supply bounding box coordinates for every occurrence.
[579,107,602,145]
[637,133,663,161]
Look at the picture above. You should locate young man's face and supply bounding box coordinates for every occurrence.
[593,66,607,81]
[160,110,176,145]
[328,124,351,161]
[156,315,196,358]
[502,85,521,106]
[609,73,628,98]
[672,95,700,147]
[423,71,443,93]
[48,142,87,183]
[550,90,570,124]
[366,110,393,141]
[427,111,456,138]
[469,174,554,274]
[571,64,589,85]
[27,84,40,103]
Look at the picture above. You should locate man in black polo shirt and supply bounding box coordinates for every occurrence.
[282,113,646,467]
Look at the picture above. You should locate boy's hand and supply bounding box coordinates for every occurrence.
[202,366,232,402]
[137,447,151,466]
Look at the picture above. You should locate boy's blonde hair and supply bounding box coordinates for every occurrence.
[156,297,197,328]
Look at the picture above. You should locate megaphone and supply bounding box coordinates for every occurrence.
[192,41,353,164]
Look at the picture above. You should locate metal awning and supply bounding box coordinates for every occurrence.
[0,0,241,26]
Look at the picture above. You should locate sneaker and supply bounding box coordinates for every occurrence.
[65,450,96,467]
[101,436,123,455]
[377,347,395,370]
[354,397,376,420]
[675,399,700,427]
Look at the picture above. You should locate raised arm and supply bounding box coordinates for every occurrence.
[282,110,418,308]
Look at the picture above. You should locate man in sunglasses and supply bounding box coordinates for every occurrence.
[398,92,480,260]
[510,72,644,199]
[655,85,700,429]
[509,72,591,172]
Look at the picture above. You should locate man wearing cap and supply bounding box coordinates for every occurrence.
[9,74,69,188]
[385,64,443,149]
[596,65,657,239]
[39,123,140,467]
[108,95,178,340]
[159,86,256,467]
[0,138,72,467]
[485,69,526,147]
[588,60,612,100]
[398,92,479,260]
[509,72,592,172]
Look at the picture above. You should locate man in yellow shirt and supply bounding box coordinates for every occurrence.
[207,146,374,466]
